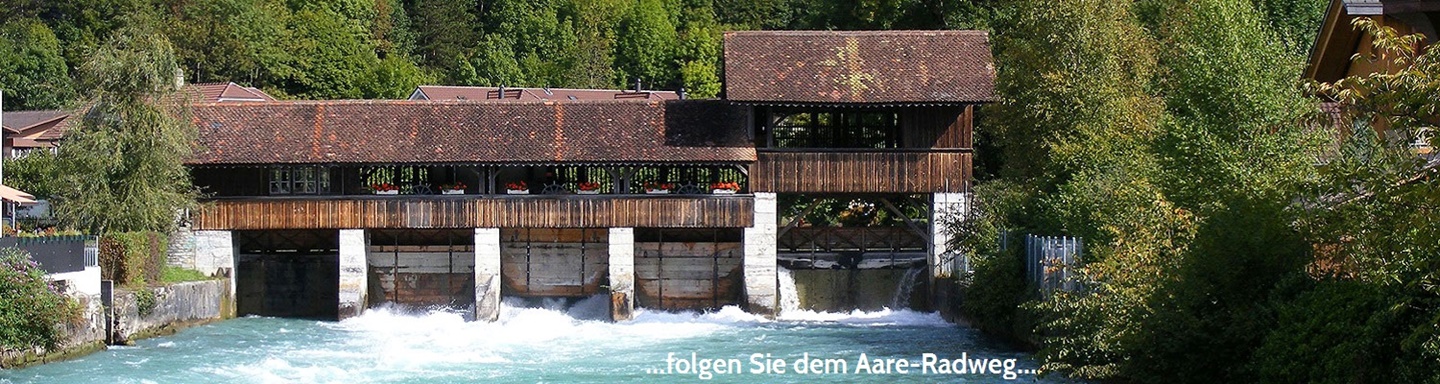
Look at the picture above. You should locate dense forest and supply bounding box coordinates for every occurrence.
[1,0,1321,110]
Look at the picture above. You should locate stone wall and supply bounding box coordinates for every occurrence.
[1,279,232,368]
[111,280,233,344]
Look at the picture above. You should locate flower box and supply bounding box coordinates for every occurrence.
[712,189,737,195]
[374,190,398,195]
[507,189,529,195]
[578,190,600,195]
[645,189,670,195]
[442,189,464,195]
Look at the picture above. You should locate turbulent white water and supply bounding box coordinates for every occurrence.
[890,267,925,309]
[1,297,1067,384]
[777,267,803,314]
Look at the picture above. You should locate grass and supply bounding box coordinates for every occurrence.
[160,266,213,284]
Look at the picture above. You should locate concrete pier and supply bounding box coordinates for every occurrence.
[608,228,635,321]
[192,230,236,301]
[338,229,367,319]
[474,228,502,322]
[929,193,971,278]
[743,192,779,315]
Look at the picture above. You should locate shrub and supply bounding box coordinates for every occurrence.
[0,248,81,351]
[99,231,166,288]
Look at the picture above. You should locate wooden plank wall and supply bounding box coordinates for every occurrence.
[900,105,972,149]
[752,151,972,193]
[635,241,743,310]
[194,196,754,230]
[366,245,476,307]
[500,229,609,297]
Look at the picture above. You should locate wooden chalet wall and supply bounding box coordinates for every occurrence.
[751,105,975,193]
[193,196,754,230]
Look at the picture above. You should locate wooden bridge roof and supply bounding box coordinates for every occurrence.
[723,30,995,105]
[188,99,754,166]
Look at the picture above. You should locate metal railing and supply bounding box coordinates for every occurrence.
[1025,234,1083,295]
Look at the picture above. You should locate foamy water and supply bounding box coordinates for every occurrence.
[0,298,1068,384]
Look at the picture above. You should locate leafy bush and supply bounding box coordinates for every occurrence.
[134,288,157,316]
[0,248,80,351]
[99,232,167,288]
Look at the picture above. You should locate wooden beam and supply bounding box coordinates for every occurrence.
[777,199,820,238]
[879,197,931,243]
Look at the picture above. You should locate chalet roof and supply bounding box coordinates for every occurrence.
[188,100,754,166]
[723,30,995,105]
[2,110,70,133]
[2,109,74,148]
[185,82,276,103]
[410,86,680,101]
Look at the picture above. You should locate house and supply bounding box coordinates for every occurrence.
[1307,0,1439,156]
[173,31,993,322]
[2,109,72,158]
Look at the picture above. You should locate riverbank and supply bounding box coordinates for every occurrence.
[0,279,234,368]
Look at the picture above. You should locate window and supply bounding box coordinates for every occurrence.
[269,166,330,195]
[768,109,899,148]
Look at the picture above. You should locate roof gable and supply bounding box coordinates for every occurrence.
[723,30,995,104]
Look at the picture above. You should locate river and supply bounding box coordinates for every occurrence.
[2,269,1070,383]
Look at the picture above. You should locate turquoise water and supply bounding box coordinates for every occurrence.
[0,297,1068,383]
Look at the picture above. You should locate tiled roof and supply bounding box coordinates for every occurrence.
[723,30,995,104]
[2,110,69,133]
[2,110,73,148]
[189,100,754,165]
[411,86,680,101]
[186,82,276,103]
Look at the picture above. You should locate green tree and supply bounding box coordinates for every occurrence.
[410,0,478,81]
[48,26,197,234]
[276,8,379,99]
[0,19,76,110]
[165,0,292,87]
[616,0,678,88]
[1293,19,1440,383]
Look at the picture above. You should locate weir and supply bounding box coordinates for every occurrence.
[171,30,987,323]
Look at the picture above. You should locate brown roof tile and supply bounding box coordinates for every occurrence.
[186,82,276,103]
[411,86,680,101]
[723,30,995,104]
[189,100,753,165]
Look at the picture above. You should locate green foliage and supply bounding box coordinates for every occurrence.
[409,0,476,81]
[950,181,1034,338]
[49,27,197,234]
[99,232,167,288]
[0,19,75,110]
[3,150,59,197]
[160,265,212,284]
[1296,18,1440,384]
[133,287,156,316]
[974,0,1329,381]
[0,247,81,351]
[616,0,677,87]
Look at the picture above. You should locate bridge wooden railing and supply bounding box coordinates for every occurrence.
[751,150,971,193]
[777,226,928,253]
[192,195,754,230]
